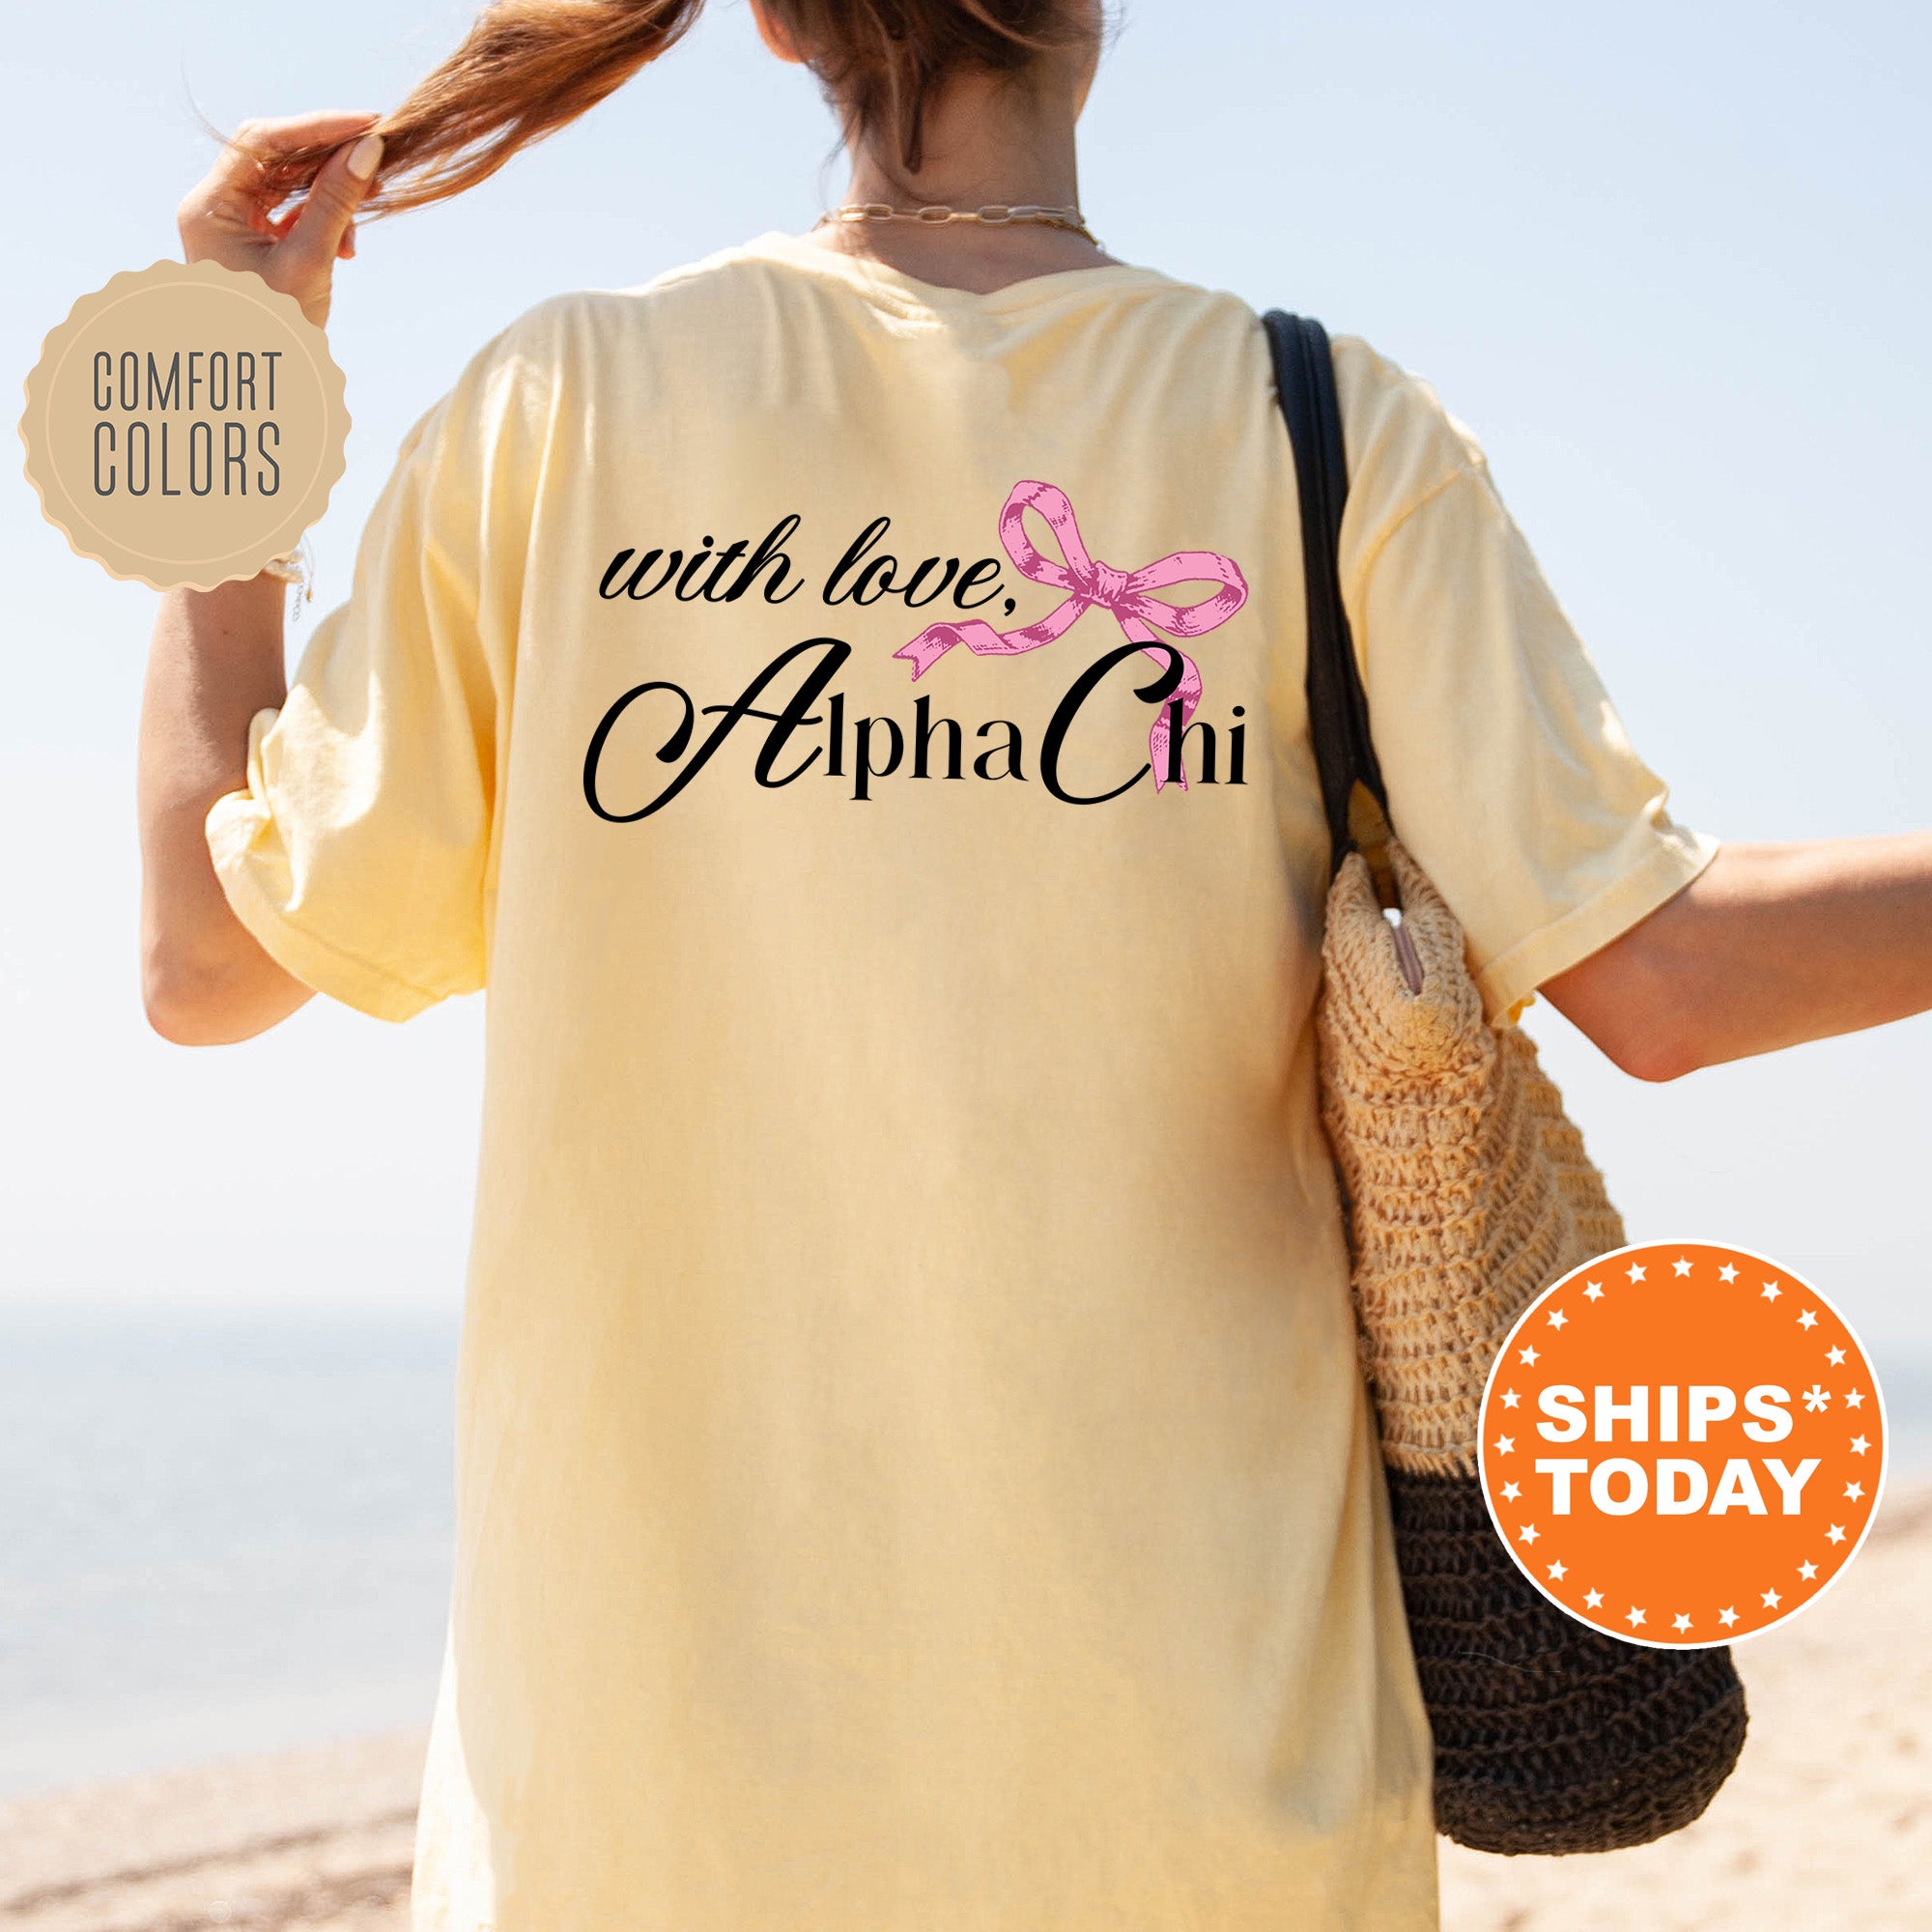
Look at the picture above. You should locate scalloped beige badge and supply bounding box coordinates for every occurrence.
[20,260,348,591]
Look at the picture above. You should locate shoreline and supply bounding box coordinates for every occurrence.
[4,1484,1927,1932]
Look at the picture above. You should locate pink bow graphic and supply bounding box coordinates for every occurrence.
[893,480,1249,790]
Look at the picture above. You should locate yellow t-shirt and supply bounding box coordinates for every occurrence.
[207,231,1716,1932]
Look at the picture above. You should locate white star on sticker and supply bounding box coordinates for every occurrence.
[1798,1560,1818,1580]
[1798,1309,1819,1329]
[1827,1346,1847,1366]
[1548,1308,1569,1329]
[1803,1383,1831,1412]
[1502,1388,1520,1408]
[1627,1263,1647,1282]
[1761,1588,1781,1608]
[1583,1281,1605,1301]
[1719,1264,1739,1283]
[1584,1588,1605,1609]
[1519,1345,1540,1366]
[1844,1388,1865,1409]
[1672,1612,1692,1632]
[1672,1258,1692,1277]
[1626,1606,1646,1628]
[1548,1560,1568,1581]
[1519,1523,1540,1545]
[1718,1605,1738,1627]
[1844,1482,1864,1502]
[1761,1281,1781,1301]
[1826,1523,1847,1545]
[1850,1435,1870,1456]
[1494,1435,1516,1455]
[1501,1482,1521,1501]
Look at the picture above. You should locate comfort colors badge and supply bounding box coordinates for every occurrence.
[20,260,348,590]
[1477,1241,1887,1648]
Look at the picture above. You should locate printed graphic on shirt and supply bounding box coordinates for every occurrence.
[583,484,1251,817]
[893,480,1248,791]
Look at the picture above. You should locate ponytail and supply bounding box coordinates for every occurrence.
[251,0,705,217]
[245,0,1094,217]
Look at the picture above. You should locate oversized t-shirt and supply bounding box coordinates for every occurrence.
[206,230,1717,1932]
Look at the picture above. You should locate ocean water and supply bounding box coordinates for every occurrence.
[0,1304,460,1800]
[1,1301,1927,1803]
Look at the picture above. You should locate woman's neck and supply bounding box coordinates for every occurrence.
[805,67,1116,294]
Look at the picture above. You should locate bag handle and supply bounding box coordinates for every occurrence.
[1263,310,1398,898]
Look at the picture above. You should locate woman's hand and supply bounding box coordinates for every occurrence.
[176,110,384,328]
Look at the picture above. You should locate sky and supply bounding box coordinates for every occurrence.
[4,2,1929,1365]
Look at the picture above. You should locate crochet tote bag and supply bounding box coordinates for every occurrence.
[1264,310,1748,1855]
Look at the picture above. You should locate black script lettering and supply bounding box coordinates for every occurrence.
[601,516,803,605]
[824,691,845,777]
[973,720,1027,781]
[721,515,803,602]
[900,556,960,608]
[586,680,696,821]
[823,516,894,605]
[1039,641,1186,806]
[913,695,964,779]
[1163,702,1216,786]
[583,639,851,821]
[601,547,682,600]
[675,538,716,599]
[852,717,905,800]
[953,556,1005,610]
[697,539,749,599]
[848,554,902,604]
[740,643,848,788]
[826,518,1007,613]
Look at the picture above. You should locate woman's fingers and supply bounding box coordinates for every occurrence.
[177,113,384,330]
[179,111,375,248]
[200,109,383,198]
[281,134,384,291]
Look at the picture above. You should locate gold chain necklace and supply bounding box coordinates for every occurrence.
[816,201,1101,248]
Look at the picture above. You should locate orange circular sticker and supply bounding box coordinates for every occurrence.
[19,260,348,591]
[1478,1240,1887,1648]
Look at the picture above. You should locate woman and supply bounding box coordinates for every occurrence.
[140,4,1932,1928]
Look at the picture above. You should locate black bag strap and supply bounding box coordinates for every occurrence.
[1263,310,1395,885]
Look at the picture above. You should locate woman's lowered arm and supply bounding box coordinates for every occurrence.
[1543,834,1932,1082]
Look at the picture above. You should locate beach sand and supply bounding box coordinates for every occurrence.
[4,1485,1926,1932]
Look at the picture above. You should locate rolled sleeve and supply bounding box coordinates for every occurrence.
[201,311,556,1021]
[206,703,457,1023]
[1333,375,1716,1022]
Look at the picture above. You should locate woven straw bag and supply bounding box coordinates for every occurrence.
[1265,311,1748,1855]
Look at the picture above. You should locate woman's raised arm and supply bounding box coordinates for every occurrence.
[138,113,384,1045]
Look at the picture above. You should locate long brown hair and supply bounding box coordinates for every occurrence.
[249,0,1094,217]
